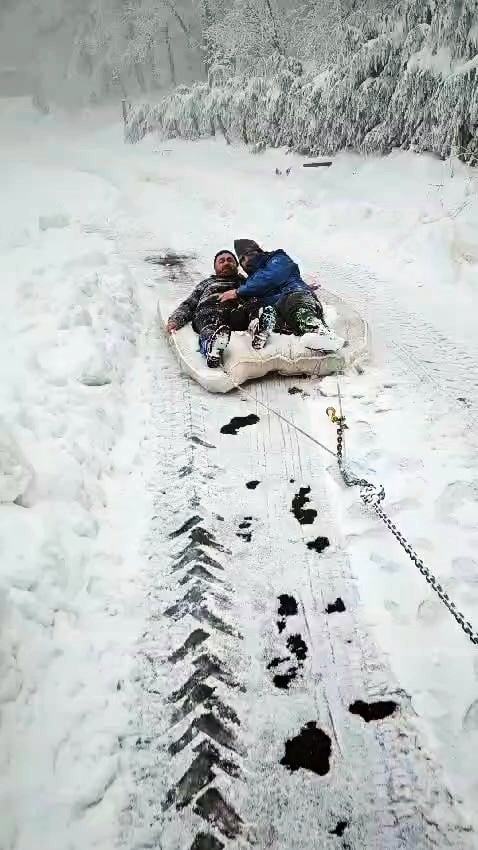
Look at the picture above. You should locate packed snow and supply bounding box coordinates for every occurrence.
[1,99,478,847]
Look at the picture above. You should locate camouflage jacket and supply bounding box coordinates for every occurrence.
[168,274,244,329]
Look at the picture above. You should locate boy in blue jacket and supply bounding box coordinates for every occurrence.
[220,239,326,346]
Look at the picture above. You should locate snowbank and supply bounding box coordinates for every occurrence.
[0,139,144,848]
[0,424,33,503]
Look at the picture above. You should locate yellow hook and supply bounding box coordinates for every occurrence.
[326,406,347,426]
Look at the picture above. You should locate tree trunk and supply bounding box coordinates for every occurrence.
[163,24,176,87]
[264,0,283,54]
[161,0,191,41]
[118,74,127,99]
[134,61,147,93]
[149,39,161,90]
[216,114,231,145]
[200,0,213,74]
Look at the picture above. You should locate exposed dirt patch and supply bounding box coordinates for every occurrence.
[291,487,317,525]
[278,594,298,617]
[329,821,348,837]
[307,536,330,553]
[326,598,346,614]
[280,721,332,776]
[221,414,260,435]
[145,252,196,267]
[273,669,298,690]
[349,699,398,723]
[287,633,308,662]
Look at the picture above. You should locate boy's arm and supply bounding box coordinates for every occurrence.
[237,253,297,298]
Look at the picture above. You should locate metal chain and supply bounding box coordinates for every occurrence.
[224,358,477,645]
[327,407,478,646]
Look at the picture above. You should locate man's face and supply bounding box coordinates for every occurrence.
[214,252,238,279]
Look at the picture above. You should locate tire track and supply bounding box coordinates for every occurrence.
[122,338,251,850]
[119,245,473,849]
[319,257,478,423]
[238,373,473,849]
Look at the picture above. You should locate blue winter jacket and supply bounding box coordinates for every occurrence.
[236,250,311,307]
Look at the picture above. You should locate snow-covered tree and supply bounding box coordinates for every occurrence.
[127,0,478,164]
[0,0,208,106]
[1,0,477,167]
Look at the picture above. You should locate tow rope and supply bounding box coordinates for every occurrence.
[327,385,478,646]
[223,362,478,646]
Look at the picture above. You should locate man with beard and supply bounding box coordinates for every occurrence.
[167,250,276,367]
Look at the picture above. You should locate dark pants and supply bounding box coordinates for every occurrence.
[192,297,259,348]
[274,290,325,335]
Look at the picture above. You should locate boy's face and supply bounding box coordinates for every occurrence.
[240,250,261,274]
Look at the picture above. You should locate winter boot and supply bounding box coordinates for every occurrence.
[294,307,325,335]
[251,305,277,350]
[204,325,231,368]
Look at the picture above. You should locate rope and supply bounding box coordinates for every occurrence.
[328,381,478,646]
[224,362,478,646]
[222,367,337,459]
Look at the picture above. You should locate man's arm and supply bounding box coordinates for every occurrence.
[167,280,206,331]
[237,253,298,298]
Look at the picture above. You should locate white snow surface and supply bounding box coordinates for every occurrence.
[1,100,478,847]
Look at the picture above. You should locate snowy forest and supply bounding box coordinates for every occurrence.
[1,0,477,160]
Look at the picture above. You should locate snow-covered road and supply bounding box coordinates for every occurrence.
[1,102,478,849]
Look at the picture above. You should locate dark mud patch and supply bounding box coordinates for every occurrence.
[349,699,398,723]
[329,821,348,837]
[278,594,298,617]
[267,656,290,670]
[307,536,330,553]
[280,721,331,776]
[236,531,252,542]
[246,480,260,489]
[287,634,308,662]
[291,487,317,525]
[236,517,253,542]
[190,832,225,850]
[145,252,196,267]
[288,386,309,398]
[270,635,307,688]
[273,669,298,689]
[326,598,346,614]
[221,414,259,435]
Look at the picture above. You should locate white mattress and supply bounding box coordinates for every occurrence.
[158,288,370,394]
